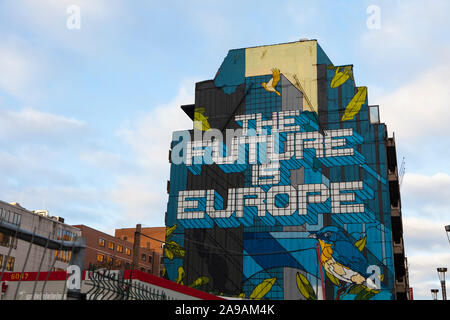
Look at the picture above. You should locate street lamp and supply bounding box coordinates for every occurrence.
[431,289,439,300]
[445,225,450,245]
[437,267,447,300]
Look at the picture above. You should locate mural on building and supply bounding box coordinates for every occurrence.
[164,40,395,300]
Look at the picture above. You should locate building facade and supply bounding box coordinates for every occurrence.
[115,226,165,255]
[0,201,80,273]
[74,225,160,276]
[0,201,81,299]
[164,40,409,299]
[115,226,165,277]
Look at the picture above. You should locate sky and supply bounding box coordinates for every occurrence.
[0,0,449,300]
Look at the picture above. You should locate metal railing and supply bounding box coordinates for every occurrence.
[84,267,172,300]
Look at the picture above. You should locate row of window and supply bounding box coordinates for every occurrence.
[0,254,15,271]
[98,238,131,255]
[56,229,77,242]
[141,253,153,263]
[96,254,154,274]
[0,208,21,226]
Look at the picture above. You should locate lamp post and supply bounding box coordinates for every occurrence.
[431,289,439,300]
[437,267,447,300]
[445,225,450,245]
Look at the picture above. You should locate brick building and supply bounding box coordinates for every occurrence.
[73,225,160,276]
[115,226,165,255]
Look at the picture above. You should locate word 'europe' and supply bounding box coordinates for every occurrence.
[177,181,370,228]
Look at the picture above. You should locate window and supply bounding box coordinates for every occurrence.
[0,232,9,247]
[12,213,21,226]
[125,248,131,256]
[123,236,127,241]
[0,209,10,223]
[0,232,16,249]
[140,267,145,272]
[99,238,106,247]
[148,269,152,274]
[106,256,113,265]
[7,256,15,271]
[141,253,146,261]
[55,250,71,263]
[108,242,114,250]
[117,245,123,253]
[97,254,104,263]
[148,255,152,263]
[116,259,122,268]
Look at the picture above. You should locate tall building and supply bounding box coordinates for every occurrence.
[73,225,160,276]
[164,40,409,299]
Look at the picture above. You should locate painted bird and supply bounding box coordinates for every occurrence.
[262,68,281,96]
[309,226,380,291]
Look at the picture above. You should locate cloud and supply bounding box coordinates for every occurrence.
[3,0,126,57]
[374,61,450,144]
[400,173,450,299]
[0,37,45,102]
[361,0,450,58]
[108,80,196,227]
[407,252,450,300]
[0,107,86,144]
[403,217,449,254]
[401,172,450,220]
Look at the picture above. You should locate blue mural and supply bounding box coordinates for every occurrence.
[164,41,396,300]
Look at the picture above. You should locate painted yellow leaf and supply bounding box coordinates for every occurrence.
[342,87,367,121]
[166,224,177,239]
[189,276,210,288]
[238,293,246,299]
[176,266,185,284]
[249,277,276,300]
[355,235,367,252]
[330,67,350,88]
[342,65,354,81]
[164,247,174,260]
[296,272,317,300]
[167,240,185,258]
[326,271,341,286]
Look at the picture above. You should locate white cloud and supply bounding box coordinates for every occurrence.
[374,61,450,145]
[400,174,450,299]
[401,172,450,220]
[108,80,195,226]
[5,0,126,57]
[0,37,45,102]
[407,252,450,300]
[403,217,449,253]
[0,107,86,143]
[361,0,450,57]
